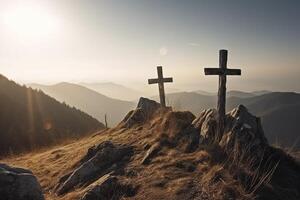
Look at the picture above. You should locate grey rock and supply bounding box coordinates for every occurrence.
[120,97,163,128]
[0,163,44,200]
[192,109,218,143]
[220,105,268,157]
[56,141,132,195]
[193,105,268,156]
[136,97,161,116]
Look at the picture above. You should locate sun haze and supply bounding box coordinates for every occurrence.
[0,0,299,93]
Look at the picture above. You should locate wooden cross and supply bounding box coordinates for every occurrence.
[148,66,173,107]
[204,49,241,137]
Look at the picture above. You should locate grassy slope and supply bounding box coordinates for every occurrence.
[1,109,300,200]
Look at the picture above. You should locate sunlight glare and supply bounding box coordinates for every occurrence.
[2,4,60,37]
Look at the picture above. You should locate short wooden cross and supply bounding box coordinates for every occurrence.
[148,66,173,107]
[204,49,241,137]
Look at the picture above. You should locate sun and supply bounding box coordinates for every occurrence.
[2,4,60,37]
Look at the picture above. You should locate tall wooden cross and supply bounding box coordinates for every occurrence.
[148,66,173,107]
[204,49,241,137]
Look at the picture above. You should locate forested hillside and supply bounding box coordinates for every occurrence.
[0,75,104,156]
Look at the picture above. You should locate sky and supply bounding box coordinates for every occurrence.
[0,0,299,93]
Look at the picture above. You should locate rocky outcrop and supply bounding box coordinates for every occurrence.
[192,109,218,143]
[56,141,133,195]
[221,105,268,156]
[120,97,166,128]
[80,173,135,200]
[0,163,44,200]
[193,105,268,156]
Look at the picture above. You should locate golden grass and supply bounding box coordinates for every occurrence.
[1,109,298,200]
[0,129,111,200]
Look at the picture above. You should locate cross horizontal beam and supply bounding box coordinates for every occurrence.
[204,68,241,76]
[148,77,173,84]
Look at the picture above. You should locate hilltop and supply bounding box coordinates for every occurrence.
[0,75,104,156]
[1,98,300,200]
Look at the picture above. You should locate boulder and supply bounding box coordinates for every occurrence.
[193,105,268,157]
[120,97,164,128]
[192,109,218,143]
[0,163,44,200]
[56,141,133,195]
[136,97,162,116]
[220,105,268,157]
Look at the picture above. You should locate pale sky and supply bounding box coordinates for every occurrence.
[0,0,299,92]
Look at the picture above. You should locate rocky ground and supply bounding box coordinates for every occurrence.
[1,97,300,200]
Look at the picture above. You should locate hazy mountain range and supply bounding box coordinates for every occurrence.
[194,90,272,98]
[29,83,135,126]
[29,81,299,148]
[80,82,144,101]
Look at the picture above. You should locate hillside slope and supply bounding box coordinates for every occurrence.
[0,75,104,156]
[29,83,135,126]
[2,98,300,200]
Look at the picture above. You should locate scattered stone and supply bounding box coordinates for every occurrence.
[56,141,133,195]
[0,163,44,200]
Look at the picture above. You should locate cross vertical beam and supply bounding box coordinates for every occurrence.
[204,50,241,138]
[148,66,173,107]
[218,50,227,138]
[157,67,166,107]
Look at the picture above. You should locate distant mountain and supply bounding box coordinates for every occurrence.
[251,90,272,96]
[0,75,103,156]
[29,83,135,126]
[80,82,144,101]
[164,92,215,113]
[227,92,300,115]
[227,92,300,147]
[227,90,256,98]
[193,90,215,96]
[159,91,300,148]
[194,90,260,98]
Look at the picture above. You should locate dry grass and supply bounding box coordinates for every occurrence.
[1,109,299,200]
[0,129,111,200]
